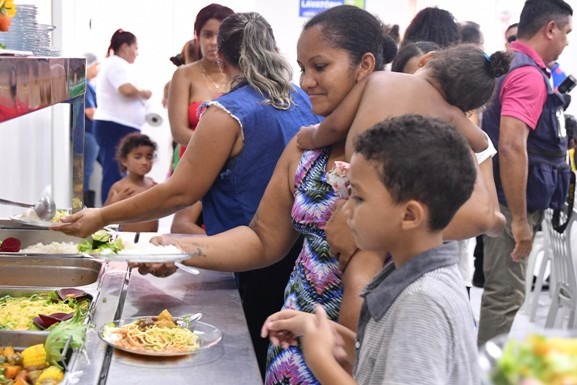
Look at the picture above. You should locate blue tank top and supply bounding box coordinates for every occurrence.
[201,83,321,234]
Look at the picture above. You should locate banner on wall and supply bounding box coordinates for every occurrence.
[299,0,365,17]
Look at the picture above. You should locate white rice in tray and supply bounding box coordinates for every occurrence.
[21,241,79,254]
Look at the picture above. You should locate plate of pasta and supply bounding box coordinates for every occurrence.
[99,310,222,356]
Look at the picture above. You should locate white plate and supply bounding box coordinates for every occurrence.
[9,214,57,228]
[9,208,71,228]
[99,317,222,356]
[84,252,192,263]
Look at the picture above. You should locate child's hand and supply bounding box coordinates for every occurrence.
[296,124,319,150]
[261,306,343,365]
[261,309,312,348]
[115,187,136,200]
[302,306,347,370]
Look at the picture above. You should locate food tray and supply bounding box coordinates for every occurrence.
[0,286,98,334]
[0,255,103,288]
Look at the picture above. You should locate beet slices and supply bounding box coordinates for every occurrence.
[33,312,74,329]
[57,288,90,300]
[0,237,21,252]
[32,289,91,330]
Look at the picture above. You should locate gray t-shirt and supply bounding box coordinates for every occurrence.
[354,242,480,385]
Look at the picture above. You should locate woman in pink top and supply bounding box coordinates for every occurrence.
[168,4,234,233]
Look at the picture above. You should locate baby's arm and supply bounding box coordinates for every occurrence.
[297,76,370,150]
[453,112,489,153]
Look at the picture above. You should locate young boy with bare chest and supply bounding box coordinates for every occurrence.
[262,114,480,384]
[105,133,158,233]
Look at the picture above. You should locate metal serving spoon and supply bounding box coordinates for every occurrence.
[0,195,56,221]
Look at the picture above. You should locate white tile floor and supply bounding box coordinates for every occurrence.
[471,286,544,339]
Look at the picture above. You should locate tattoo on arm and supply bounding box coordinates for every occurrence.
[190,242,207,257]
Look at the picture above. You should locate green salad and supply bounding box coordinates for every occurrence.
[77,230,124,254]
[492,334,577,385]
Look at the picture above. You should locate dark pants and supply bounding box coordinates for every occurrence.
[239,236,303,380]
[84,131,99,191]
[94,120,138,202]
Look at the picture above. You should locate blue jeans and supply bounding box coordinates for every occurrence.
[84,131,99,192]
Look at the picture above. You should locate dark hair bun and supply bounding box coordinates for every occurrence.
[382,34,398,65]
[488,50,512,78]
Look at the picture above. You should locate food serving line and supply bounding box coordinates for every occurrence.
[0,224,262,385]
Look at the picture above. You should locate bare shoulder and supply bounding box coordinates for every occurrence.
[172,63,201,85]
[280,137,305,194]
[444,104,470,126]
[110,178,128,190]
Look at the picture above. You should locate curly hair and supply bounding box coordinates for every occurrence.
[354,114,476,230]
[427,44,512,112]
[116,133,157,173]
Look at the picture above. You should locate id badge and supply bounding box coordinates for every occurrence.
[557,107,567,138]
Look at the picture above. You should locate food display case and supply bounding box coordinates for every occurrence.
[0,56,86,210]
[0,58,262,384]
[0,228,262,385]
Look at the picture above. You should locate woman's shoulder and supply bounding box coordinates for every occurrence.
[173,62,201,81]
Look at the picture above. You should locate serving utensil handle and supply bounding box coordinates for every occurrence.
[0,198,32,208]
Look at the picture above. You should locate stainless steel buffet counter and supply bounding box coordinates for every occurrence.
[0,224,263,385]
[76,263,263,385]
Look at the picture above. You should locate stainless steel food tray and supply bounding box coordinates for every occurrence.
[0,255,103,288]
[0,226,85,248]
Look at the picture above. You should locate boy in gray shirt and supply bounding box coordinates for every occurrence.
[261,114,480,384]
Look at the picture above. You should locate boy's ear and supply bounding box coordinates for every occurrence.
[400,200,426,231]
[356,52,376,81]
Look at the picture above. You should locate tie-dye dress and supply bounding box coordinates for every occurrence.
[265,147,343,385]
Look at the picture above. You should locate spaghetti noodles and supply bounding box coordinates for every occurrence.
[103,310,200,353]
[0,293,89,330]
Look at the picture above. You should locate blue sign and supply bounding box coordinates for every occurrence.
[299,0,365,17]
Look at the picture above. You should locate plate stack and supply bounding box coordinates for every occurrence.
[0,4,59,56]
[0,4,39,53]
[35,23,56,56]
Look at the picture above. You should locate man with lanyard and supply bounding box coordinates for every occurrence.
[479,0,573,346]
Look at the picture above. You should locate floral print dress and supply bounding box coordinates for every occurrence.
[265,148,342,385]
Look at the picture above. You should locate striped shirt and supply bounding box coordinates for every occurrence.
[354,242,480,385]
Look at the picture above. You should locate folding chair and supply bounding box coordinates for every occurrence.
[543,208,577,329]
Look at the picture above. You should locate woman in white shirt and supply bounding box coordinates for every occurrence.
[94,28,152,203]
